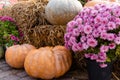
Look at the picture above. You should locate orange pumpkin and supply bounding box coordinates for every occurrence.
[84,0,119,7]
[24,46,72,79]
[108,0,116,2]
[84,0,108,7]
[5,44,35,68]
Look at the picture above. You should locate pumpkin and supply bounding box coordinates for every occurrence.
[107,0,117,2]
[5,44,35,68]
[24,46,72,79]
[84,0,109,7]
[0,46,4,59]
[84,0,119,7]
[45,0,82,25]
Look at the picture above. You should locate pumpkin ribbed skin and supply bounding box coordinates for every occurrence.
[45,0,82,25]
[24,46,72,79]
[52,46,72,78]
[5,44,35,68]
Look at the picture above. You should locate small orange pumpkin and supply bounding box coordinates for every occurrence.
[84,0,119,7]
[5,44,35,68]
[107,0,117,2]
[84,0,108,7]
[24,46,72,79]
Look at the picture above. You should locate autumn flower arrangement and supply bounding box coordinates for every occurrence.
[0,16,21,47]
[64,4,120,68]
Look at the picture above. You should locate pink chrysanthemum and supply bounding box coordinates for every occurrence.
[100,45,109,53]
[82,43,89,50]
[109,43,116,49]
[99,63,107,68]
[84,25,93,34]
[107,22,116,30]
[107,33,115,41]
[100,32,107,40]
[114,37,120,45]
[87,38,98,47]
[64,4,120,68]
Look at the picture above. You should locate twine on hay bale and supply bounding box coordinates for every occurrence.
[21,25,66,48]
[11,1,38,30]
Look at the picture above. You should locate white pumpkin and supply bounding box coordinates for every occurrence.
[45,0,82,25]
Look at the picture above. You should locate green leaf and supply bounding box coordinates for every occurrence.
[115,45,120,57]
[106,57,111,62]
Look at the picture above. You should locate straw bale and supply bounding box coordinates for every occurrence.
[29,0,49,25]
[0,10,4,16]
[21,25,66,48]
[37,8,50,25]
[0,7,13,17]
[29,0,49,4]
[11,1,38,31]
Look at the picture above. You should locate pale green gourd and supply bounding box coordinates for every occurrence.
[45,0,83,25]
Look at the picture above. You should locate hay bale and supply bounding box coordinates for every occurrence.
[0,7,13,17]
[21,25,66,48]
[0,10,4,16]
[38,4,50,25]
[29,0,50,25]
[30,0,49,4]
[11,1,38,31]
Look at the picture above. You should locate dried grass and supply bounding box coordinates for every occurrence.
[73,51,86,71]
[29,0,50,25]
[0,10,4,16]
[113,59,120,78]
[0,0,49,27]
[20,25,66,48]
[0,7,13,17]
[29,0,49,4]
[11,1,38,31]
